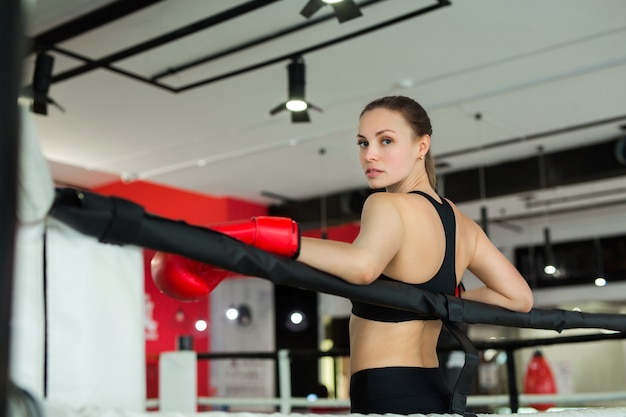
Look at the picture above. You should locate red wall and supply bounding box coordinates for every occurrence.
[92,180,267,407]
[93,180,263,226]
[302,221,361,242]
[91,179,361,407]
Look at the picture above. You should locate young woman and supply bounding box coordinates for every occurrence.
[296,95,534,414]
[151,95,534,414]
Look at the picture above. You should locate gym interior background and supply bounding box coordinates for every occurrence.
[15,0,626,411]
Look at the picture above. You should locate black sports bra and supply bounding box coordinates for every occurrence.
[350,191,457,322]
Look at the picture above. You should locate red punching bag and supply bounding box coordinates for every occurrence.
[523,350,557,411]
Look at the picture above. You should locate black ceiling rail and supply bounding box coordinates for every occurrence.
[46,0,450,94]
[151,0,388,81]
[176,0,451,93]
[50,0,281,84]
[46,0,386,88]
[31,0,165,51]
[435,113,626,161]
[525,186,626,209]
[52,46,177,92]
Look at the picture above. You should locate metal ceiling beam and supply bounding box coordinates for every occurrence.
[50,0,281,84]
[176,0,451,92]
[48,0,387,93]
[436,114,626,161]
[46,0,450,94]
[50,46,178,92]
[151,0,388,81]
[30,0,165,51]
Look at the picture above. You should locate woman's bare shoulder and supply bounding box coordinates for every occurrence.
[364,192,437,217]
[362,191,407,209]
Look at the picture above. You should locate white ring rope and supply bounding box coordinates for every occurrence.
[184,392,626,408]
[32,402,626,417]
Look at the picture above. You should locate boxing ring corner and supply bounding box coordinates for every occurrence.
[35,188,626,417]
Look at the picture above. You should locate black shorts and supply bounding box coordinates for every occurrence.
[349,366,452,415]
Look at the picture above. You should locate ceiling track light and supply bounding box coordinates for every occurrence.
[21,51,65,115]
[300,0,363,23]
[32,52,54,115]
[270,56,322,123]
[543,227,556,275]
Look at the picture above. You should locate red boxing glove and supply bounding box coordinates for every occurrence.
[211,216,300,259]
[151,252,229,301]
[150,216,299,301]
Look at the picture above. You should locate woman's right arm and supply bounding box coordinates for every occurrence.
[463,223,534,312]
[297,192,405,285]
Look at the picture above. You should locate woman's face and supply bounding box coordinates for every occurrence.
[357,108,421,190]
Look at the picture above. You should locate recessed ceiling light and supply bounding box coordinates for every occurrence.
[394,78,414,89]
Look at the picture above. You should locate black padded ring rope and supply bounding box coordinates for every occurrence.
[50,188,626,333]
[442,321,478,415]
[49,187,626,414]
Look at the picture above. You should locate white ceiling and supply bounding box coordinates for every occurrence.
[24,0,626,205]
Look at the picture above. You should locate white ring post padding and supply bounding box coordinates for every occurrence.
[45,218,145,411]
[10,102,55,398]
[16,104,54,224]
[159,351,197,412]
[10,222,46,398]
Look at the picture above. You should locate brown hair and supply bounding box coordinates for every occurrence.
[360,96,437,191]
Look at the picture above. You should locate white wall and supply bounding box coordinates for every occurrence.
[210,277,275,411]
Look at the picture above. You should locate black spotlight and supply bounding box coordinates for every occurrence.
[31,52,54,115]
[237,303,253,326]
[300,0,363,23]
[269,56,322,123]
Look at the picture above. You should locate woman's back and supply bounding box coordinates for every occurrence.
[348,191,477,373]
[348,190,532,375]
